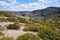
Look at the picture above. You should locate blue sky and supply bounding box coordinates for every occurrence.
[0,0,60,11]
[17,0,37,4]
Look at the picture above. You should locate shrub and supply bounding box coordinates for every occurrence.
[1,18,8,22]
[23,23,40,32]
[7,24,20,30]
[7,17,18,22]
[0,37,13,40]
[19,18,27,23]
[4,13,16,17]
[17,33,40,40]
[29,19,40,23]
[0,32,3,36]
[38,26,60,40]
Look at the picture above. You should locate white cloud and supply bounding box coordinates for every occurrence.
[0,0,60,11]
[38,0,58,3]
[8,0,17,4]
[21,3,38,8]
[0,1,9,7]
[19,2,47,11]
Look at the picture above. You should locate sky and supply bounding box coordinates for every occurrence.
[0,0,60,11]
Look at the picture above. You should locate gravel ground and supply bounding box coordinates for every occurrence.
[1,26,37,40]
[0,22,38,40]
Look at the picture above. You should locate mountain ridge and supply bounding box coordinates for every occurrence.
[0,7,60,17]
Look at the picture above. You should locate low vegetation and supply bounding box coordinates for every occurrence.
[0,32,3,36]
[18,18,27,23]
[37,17,60,40]
[0,37,13,40]
[7,23,20,30]
[0,11,60,40]
[38,26,60,40]
[17,33,40,40]
[23,22,40,32]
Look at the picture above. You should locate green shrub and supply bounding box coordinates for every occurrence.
[19,18,27,23]
[0,12,4,16]
[17,33,40,40]
[23,23,40,32]
[1,18,8,22]
[0,37,13,40]
[7,17,18,22]
[0,32,3,36]
[7,24,20,30]
[38,26,60,40]
[4,13,16,17]
[29,19,40,23]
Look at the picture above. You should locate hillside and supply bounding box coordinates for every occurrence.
[0,7,60,18]
[32,7,60,17]
[0,7,60,40]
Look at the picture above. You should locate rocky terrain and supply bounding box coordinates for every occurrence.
[0,7,60,40]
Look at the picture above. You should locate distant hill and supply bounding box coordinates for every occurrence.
[0,11,32,16]
[0,7,60,18]
[32,7,60,17]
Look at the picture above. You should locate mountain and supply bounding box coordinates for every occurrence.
[32,7,60,17]
[0,7,60,18]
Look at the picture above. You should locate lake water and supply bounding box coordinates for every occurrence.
[30,16,43,19]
